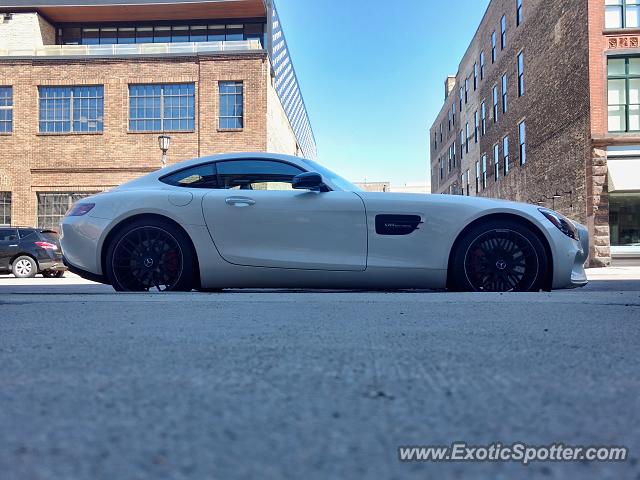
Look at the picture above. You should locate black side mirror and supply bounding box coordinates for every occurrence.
[292,172,323,190]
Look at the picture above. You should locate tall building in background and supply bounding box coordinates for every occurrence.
[429,0,640,266]
[0,0,315,228]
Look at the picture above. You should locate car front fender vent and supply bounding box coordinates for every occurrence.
[375,215,423,236]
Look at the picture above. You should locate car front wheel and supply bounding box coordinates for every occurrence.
[105,218,194,292]
[12,256,37,279]
[449,220,549,292]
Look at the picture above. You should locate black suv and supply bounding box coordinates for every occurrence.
[0,227,67,278]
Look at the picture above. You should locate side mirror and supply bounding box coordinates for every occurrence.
[292,172,323,190]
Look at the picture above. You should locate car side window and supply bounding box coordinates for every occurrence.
[160,163,219,189]
[216,160,304,191]
[0,228,18,242]
[19,229,36,240]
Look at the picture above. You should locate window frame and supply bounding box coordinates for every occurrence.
[481,101,486,135]
[501,74,508,113]
[517,52,525,97]
[491,31,497,63]
[482,154,488,190]
[480,51,485,80]
[0,192,11,226]
[605,0,640,29]
[493,143,500,181]
[607,56,640,133]
[219,80,244,130]
[503,136,510,175]
[129,83,195,133]
[38,85,104,135]
[474,110,479,143]
[473,63,478,90]
[518,121,526,165]
[492,86,499,123]
[516,0,523,26]
[500,15,507,50]
[0,87,13,134]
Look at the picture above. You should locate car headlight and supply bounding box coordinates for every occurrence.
[539,208,578,240]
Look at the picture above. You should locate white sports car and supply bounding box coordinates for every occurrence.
[60,153,589,293]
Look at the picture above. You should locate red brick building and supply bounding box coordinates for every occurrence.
[0,0,315,228]
[429,0,640,266]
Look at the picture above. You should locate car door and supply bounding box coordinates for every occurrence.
[201,159,368,271]
[0,228,19,270]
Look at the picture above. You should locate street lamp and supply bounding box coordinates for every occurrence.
[158,134,171,168]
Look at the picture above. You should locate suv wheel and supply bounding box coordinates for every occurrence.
[12,256,37,278]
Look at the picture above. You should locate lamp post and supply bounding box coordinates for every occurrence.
[158,134,171,168]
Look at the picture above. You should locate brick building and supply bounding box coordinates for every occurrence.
[429,0,640,266]
[0,0,315,228]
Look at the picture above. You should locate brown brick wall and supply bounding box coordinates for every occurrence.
[0,53,271,226]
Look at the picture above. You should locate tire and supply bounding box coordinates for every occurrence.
[105,218,195,292]
[12,256,37,279]
[42,270,65,278]
[449,219,549,292]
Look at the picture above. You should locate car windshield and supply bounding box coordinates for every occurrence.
[302,160,362,192]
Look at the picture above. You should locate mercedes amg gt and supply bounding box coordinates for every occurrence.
[60,153,589,292]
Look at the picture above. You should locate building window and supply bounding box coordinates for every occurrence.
[452,103,456,125]
[434,132,438,150]
[517,0,523,26]
[465,169,470,196]
[465,123,470,153]
[39,86,104,134]
[473,63,478,90]
[517,52,525,96]
[474,110,479,143]
[518,121,526,165]
[448,145,453,172]
[605,0,640,29]
[459,87,463,111]
[480,52,485,80]
[129,83,195,132]
[0,192,10,226]
[448,109,452,131]
[608,57,640,132]
[475,161,480,193]
[440,123,443,142]
[481,102,486,135]
[610,192,640,248]
[37,192,97,229]
[503,136,510,175]
[460,130,465,159]
[491,31,497,63]
[492,86,499,123]
[0,87,13,134]
[501,74,508,113]
[494,143,500,181]
[464,79,469,104]
[452,141,456,167]
[439,158,444,180]
[219,81,244,130]
[500,15,507,49]
[482,154,487,189]
[61,23,265,47]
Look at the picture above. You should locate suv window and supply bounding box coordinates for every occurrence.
[216,160,304,191]
[160,163,219,189]
[18,229,36,240]
[0,228,18,241]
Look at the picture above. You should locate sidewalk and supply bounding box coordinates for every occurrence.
[586,266,640,281]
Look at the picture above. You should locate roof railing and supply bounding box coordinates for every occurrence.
[0,39,262,57]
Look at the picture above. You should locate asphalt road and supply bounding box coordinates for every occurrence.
[1,271,639,480]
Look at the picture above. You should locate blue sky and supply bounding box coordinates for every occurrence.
[276,0,490,185]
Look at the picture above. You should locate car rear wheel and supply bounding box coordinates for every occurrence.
[449,220,549,292]
[106,218,194,292]
[12,256,37,279]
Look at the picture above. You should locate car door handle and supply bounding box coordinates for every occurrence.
[9,244,18,247]
[225,196,256,207]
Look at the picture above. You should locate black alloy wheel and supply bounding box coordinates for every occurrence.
[106,219,194,292]
[450,220,549,292]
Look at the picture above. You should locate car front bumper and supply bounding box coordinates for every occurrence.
[569,222,589,288]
